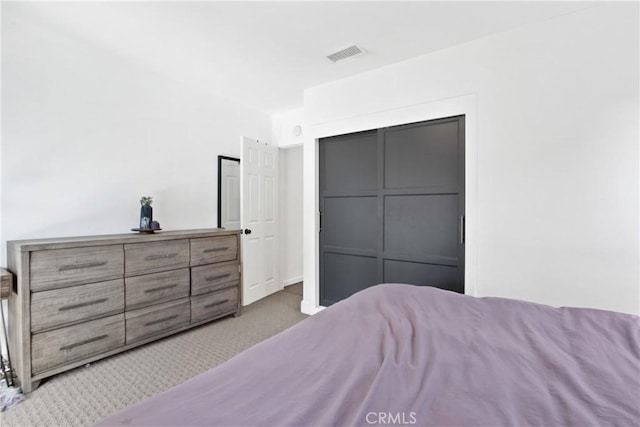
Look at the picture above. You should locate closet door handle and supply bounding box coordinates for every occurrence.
[460,216,465,245]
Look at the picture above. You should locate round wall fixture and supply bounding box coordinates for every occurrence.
[292,125,302,137]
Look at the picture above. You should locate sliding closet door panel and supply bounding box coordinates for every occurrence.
[383,260,460,293]
[384,121,460,189]
[320,131,379,307]
[384,194,459,261]
[381,117,464,294]
[321,133,378,193]
[323,197,377,252]
[323,253,378,305]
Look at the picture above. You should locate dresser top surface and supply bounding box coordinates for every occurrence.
[8,228,241,252]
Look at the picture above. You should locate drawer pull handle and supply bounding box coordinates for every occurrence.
[144,253,178,261]
[58,261,107,271]
[144,314,179,327]
[204,299,230,309]
[60,334,109,351]
[205,274,230,282]
[59,298,109,312]
[144,284,178,294]
[203,248,228,253]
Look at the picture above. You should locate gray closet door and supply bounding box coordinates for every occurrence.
[319,115,465,306]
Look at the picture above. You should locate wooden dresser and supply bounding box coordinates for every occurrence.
[7,229,241,393]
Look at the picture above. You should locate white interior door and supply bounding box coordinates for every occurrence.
[241,136,280,305]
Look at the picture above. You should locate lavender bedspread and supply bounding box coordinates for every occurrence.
[98,284,640,427]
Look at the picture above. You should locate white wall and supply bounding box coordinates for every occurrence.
[279,146,303,287]
[273,109,304,287]
[272,108,305,148]
[0,6,271,264]
[302,4,639,315]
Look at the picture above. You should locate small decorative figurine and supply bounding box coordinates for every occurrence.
[139,196,153,230]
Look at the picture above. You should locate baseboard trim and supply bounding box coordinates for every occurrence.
[301,299,325,315]
[283,276,303,287]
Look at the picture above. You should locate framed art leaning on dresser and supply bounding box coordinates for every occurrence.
[7,228,241,393]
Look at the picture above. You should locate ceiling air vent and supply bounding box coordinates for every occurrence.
[327,45,365,62]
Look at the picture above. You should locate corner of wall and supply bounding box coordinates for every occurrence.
[272,107,305,148]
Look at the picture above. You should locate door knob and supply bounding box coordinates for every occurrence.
[243,229,252,235]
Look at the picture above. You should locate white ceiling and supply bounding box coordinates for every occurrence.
[10,1,596,114]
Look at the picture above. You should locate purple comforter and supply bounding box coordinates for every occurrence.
[98,284,640,426]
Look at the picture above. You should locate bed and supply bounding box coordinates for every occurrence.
[97,284,640,426]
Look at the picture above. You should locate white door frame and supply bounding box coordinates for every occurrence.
[301,94,478,315]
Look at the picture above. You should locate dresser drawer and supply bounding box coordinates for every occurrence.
[125,268,190,310]
[191,287,238,324]
[124,240,189,276]
[125,298,190,344]
[31,314,124,374]
[191,263,240,296]
[190,235,238,267]
[0,269,12,299]
[31,279,124,333]
[30,245,124,292]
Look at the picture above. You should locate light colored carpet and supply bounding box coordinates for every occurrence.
[1,288,307,427]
